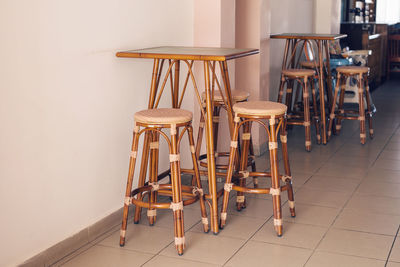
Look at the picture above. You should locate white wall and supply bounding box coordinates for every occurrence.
[314,0,341,34]
[0,0,194,266]
[269,0,314,101]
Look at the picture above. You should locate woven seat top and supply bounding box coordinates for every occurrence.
[282,68,315,77]
[336,66,369,74]
[300,61,319,68]
[233,101,287,116]
[201,89,250,103]
[134,108,192,124]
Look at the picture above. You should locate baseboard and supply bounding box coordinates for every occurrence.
[19,206,131,267]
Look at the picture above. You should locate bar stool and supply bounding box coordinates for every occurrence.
[120,108,208,255]
[328,66,374,144]
[277,69,320,151]
[195,89,257,183]
[220,101,296,236]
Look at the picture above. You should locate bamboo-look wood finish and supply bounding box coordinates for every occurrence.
[277,71,319,151]
[271,33,347,145]
[220,111,295,235]
[327,68,374,144]
[116,46,259,234]
[120,118,208,255]
[195,93,257,191]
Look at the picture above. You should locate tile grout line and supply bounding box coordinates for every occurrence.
[384,225,400,267]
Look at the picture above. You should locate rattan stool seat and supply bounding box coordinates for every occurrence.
[282,68,315,77]
[336,66,369,74]
[134,108,192,124]
[233,101,287,117]
[300,61,319,68]
[201,90,250,103]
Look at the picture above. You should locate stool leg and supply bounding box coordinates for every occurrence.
[134,133,151,224]
[120,125,140,246]
[269,118,283,236]
[285,80,294,113]
[148,131,159,226]
[187,126,209,233]
[277,74,285,103]
[249,137,258,188]
[280,117,295,217]
[169,125,185,255]
[213,106,221,152]
[336,77,346,135]
[220,118,240,229]
[310,77,321,144]
[358,74,366,144]
[236,121,251,211]
[328,73,341,140]
[364,74,374,139]
[302,77,312,151]
[194,112,205,185]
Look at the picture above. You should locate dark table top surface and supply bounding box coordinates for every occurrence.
[270,33,347,40]
[116,46,259,61]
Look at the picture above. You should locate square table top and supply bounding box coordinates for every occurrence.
[116,46,259,61]
[270,33,347,40]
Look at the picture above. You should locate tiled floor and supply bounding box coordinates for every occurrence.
[57,80,400,266]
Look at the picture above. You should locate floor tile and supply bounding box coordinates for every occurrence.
[225,240,312,267]
[137,206,204,231]
[373,157,400,171]
[355,180,400,198]
[227,197,274,219]
[379,150,400,161]
[282,203,340,227]
[303,174,360,193]
[305,251,385,267]
[327,155,376,168]
[99,224,174,254]
[390,238,400,263]
[345,195,400,216]
[294,187,352,208]
[159,232,244,265]
[316,164,368,179]
[191,214,264,240]
[317,229,393,260]
[333,209,400,236]
[387,262,400,267]
[143,255,218,267]
[364,169,400,184]
[252,220,328,249]
[61,245,153,267]
[385,141,400,151]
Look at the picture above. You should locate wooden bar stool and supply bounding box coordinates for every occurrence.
[220,101,295,236]
[120,108,208,255]
[195,89,257,183]
[277,69,320,151]
[196,89,258,210]
[328,66,374,144]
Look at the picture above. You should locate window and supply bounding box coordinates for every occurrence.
[376,0,400,23]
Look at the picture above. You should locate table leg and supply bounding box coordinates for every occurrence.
[324,40,334,114]
[172,60,180,108]
[219,61,235,136]
[317,40,327,144]
[277,39,291,103]
[203,60,219,234]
